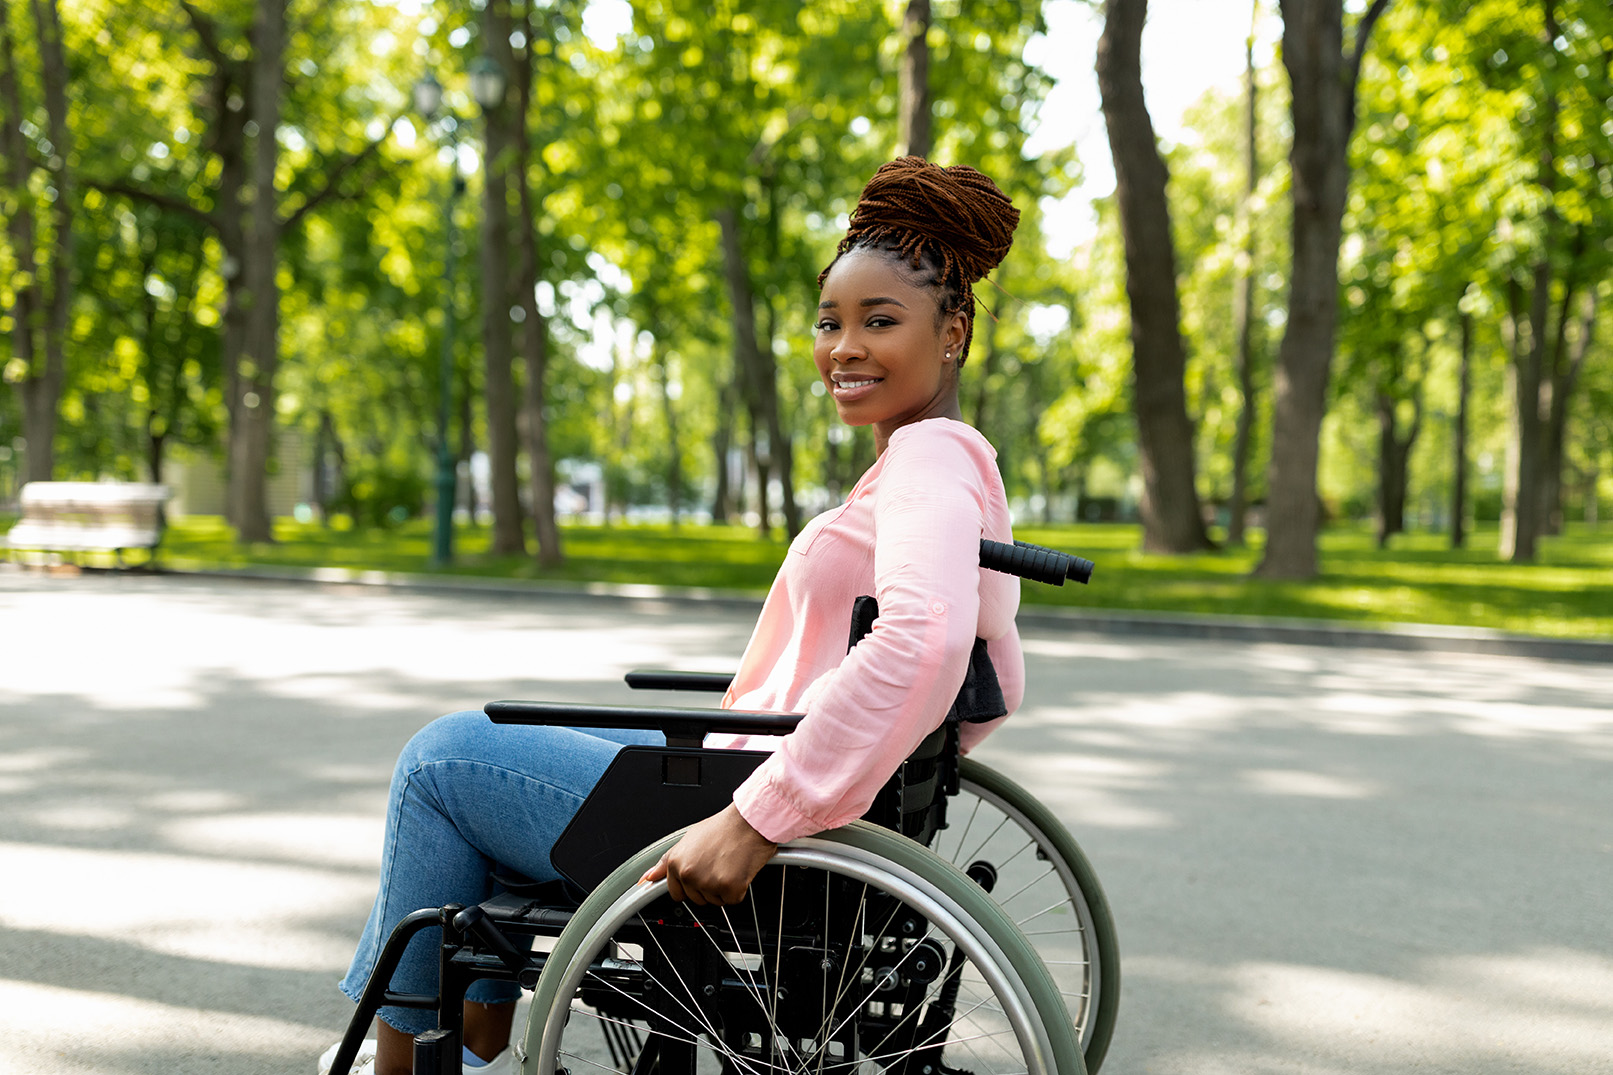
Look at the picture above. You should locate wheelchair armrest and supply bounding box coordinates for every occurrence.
[484,699,802,748]
[624,670,735,693]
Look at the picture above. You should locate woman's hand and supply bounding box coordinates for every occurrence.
[639,803,778,906]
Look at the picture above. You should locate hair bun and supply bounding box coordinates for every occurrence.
[847,156,1019,282]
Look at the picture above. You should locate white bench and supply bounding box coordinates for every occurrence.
[4,482,171,566]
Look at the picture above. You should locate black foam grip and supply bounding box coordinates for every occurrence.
[978,538,1095,586]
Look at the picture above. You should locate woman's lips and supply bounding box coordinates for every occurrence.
[831,376,883,401]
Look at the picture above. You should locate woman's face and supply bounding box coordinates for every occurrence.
[813,249,967,451]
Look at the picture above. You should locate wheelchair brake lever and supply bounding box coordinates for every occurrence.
[451,905,528,974]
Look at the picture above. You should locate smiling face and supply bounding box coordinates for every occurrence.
[814,248,969,453]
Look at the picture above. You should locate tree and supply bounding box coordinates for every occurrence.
[1489,0,1613,559]
[512,0,566,567]
[1095,0,1213,552]
[0,0,72,483]
[76,0,397,541]
[1156,39,1292,547]
[1338,1,1504,549]
[70,196,221,484]
[1256,0,1391,578]
[1226,0,1264,546]
[225,0,287,542]
[474,0,528,556]
[600,0,895,538]
[1451,292,1473,547]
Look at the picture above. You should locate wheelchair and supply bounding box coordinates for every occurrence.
[329,540,1120,1075]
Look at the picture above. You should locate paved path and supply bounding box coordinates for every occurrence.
[1,569,1609,1074]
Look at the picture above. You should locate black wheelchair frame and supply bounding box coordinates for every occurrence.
[329,540,1117,1075]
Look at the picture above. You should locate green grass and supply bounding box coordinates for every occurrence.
[12,513,1611,641]
[1012,522,1613,640]
[158,515,792,592]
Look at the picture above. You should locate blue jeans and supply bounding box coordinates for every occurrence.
[339,711,662,1034]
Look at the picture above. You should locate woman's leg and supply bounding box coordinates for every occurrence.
[339,711,661,1053]
[463,1001,516,1063]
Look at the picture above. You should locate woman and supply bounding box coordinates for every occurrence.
[326,156,1025,1075]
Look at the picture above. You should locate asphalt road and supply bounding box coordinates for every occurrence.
[1,569,1609,1075]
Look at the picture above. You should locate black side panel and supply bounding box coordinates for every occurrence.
[551,746,771,892]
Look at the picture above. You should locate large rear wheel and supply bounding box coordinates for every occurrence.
[521,821,1084,1075]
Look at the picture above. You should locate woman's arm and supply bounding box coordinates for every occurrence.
[733,426,999,844]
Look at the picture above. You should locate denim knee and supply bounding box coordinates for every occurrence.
[396,710,488,776]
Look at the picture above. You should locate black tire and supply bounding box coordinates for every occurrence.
[938,758,1121,1072]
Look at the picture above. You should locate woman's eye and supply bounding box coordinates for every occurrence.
[815,319,838,333]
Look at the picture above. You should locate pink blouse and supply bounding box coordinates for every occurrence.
[714,418,1024,844]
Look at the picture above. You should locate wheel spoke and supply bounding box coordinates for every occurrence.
[994,861,1058,908]
[955,814,1012,870]
[1012,895,1078,930]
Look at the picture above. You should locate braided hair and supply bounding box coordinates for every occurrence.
[819,156,1020,364]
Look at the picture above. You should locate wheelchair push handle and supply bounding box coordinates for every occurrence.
[979,538,1094,586]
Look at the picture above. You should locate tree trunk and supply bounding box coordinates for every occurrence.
[479,1,527,555]
[32,0,69,483]
[1499,0,1563,563]
[1374,388,1420,547]
[745,416,767,529]
[711,379,735,524]
[896,0,931,159]
[654,345,684,527]
[1096,0,1213,553]
[225,0,285,543]
[1543,288,1598,535]
[212,56,251,486]
[1257,0,1389,578]
[514,3,561,567]
[312,410,339,522]
[1501,268,1552,562]
[716,205,799,538]
[1226,0,1261,546]
[138,240,164,483]
[1451,297,1471,548]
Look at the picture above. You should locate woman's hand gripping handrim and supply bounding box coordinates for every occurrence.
[639,803,779,906]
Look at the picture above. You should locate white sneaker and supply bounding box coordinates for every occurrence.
[464,1045,517,1074]
[317,1039,376,1075]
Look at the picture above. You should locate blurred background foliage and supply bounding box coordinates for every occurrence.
[1,0,1609,575]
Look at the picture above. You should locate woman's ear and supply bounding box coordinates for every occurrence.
[943,309,969,362]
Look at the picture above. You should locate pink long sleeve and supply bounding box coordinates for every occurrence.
[718,419,1021,844]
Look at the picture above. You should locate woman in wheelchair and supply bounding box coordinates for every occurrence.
[329,157,1049,1075]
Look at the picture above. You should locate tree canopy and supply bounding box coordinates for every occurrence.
[1,0,1608,568]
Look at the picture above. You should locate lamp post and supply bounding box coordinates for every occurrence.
[414,60,506,569]
[414,74,462,568]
